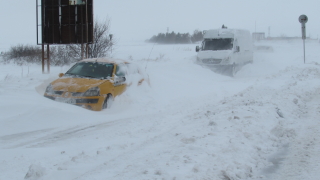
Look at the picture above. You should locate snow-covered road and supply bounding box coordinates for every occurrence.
[1,39,320,180]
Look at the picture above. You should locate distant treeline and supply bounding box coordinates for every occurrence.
[148,30,203,44]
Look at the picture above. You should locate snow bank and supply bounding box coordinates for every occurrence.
[1,40,320,179]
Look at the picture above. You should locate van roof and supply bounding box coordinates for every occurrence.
[203,29,250,39]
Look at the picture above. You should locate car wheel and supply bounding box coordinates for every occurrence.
[102,94,113,109]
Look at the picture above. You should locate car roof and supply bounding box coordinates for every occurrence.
[79,58,129,64]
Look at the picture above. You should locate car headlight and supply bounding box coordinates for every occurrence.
[83,87,100,96]
[45,84,54,95]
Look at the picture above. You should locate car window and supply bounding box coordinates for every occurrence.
[66,62,114,79]
[115,64,127,77]
[70,63,85,73]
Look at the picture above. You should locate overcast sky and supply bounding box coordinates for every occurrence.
[1,0,319,51]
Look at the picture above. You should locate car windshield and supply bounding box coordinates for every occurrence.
[202,38,233,51]
[65,62,114,79]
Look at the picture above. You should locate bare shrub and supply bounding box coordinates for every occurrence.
[49,46,78,66]
[2,18,114,66]
[3,44,42,65]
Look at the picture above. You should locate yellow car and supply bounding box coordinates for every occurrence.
[44,58,145,111]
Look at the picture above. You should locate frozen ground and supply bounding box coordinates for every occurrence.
[0,39,320,180]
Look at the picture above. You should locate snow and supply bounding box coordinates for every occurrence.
[1,39,320,180]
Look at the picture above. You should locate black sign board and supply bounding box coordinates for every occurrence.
[41,0,93,44]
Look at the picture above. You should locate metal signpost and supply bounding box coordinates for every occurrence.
[36,0,94,73]
[298,14,308,64]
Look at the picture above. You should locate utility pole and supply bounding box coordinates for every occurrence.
[109,34,113,54]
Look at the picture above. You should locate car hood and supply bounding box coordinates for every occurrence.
[51,77,108,92]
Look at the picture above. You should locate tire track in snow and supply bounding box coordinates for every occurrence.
[0,118,129,149]
[265,88,320,180]
[258,66,320,179]
[70,113,195,180]
[0,108,186,149]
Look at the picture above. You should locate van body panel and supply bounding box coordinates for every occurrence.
[196,29,253,68]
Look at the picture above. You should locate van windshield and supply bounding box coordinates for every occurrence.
[202,38,233,51]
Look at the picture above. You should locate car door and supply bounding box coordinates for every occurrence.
[113,64,127,96]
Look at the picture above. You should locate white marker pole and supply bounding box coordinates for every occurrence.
[301,23,306,64]
[303,37,305,64]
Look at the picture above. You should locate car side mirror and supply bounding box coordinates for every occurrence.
[59,73,64,77]
[235,46,240,52]
[114,76,126,83]
[196,46,200,52]
[113,76,126,86]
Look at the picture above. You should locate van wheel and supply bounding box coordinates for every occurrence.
[102,94,113,109]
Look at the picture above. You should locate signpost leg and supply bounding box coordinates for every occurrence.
[81,44,84,60]
[42,44,44,73]
[86,44,89,58]
[47,44,50,73]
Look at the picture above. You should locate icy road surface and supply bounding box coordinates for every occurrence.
[0,39,320,180]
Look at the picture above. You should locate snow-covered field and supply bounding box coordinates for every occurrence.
[1,39,320,180]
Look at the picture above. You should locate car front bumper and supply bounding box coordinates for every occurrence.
[44,93,105,111]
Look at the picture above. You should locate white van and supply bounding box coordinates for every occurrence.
[196,28,253,76]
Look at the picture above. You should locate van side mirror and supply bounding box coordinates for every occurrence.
[196,46,200,52]
[59,73,64,77]
[235,46,240,52]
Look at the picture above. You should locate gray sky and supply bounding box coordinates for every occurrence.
[1,0,319,51]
